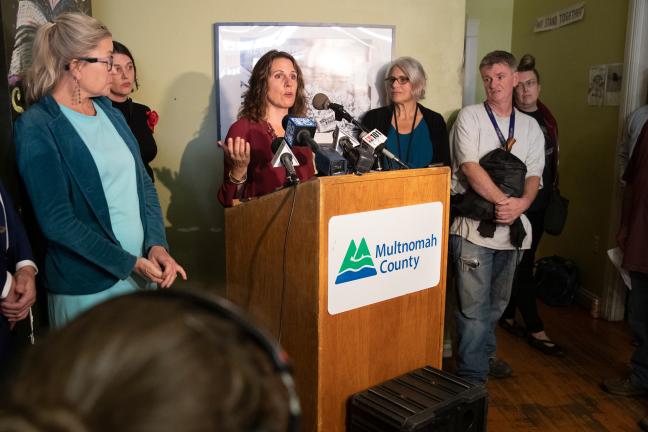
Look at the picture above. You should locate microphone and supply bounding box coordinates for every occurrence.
[360,129,410,169]
[312,93,369,133]
[283,116,348,176]
[282,116,319,152]
[333,126,374,174]
[270,138,300,185]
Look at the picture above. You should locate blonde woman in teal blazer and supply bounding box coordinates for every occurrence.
[14,13,185,326]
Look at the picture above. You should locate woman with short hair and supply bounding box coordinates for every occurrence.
[361,56,450,169]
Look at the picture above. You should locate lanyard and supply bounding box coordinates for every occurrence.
[0,193,7,251]
[393,104,419,166]
[483,102,515,148]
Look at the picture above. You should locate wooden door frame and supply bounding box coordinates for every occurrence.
[601,0,648,320]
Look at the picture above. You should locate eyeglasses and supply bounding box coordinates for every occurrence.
[385,76,410,85]
[517,79,538,90]
[65,56,114,71]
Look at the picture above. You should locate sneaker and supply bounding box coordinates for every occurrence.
[601,376,648,397]
[488,357,512,379]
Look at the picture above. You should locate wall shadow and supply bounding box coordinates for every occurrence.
[154,72,225,295]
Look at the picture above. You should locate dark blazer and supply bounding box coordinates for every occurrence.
[0,180,34,295]
[14,95,168,296]
[361,103,451,167]
[0,179,34,349]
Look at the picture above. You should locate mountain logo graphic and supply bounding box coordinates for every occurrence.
[335,238,378,284]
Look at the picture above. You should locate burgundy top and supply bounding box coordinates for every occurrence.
[621,121,648,273]
[217,117,316,207]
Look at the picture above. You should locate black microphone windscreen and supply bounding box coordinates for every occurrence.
[281,115,290,130]
[312,93,330,110]
[271,137,284,153]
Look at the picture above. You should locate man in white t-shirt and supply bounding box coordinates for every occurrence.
[449,51,545,384]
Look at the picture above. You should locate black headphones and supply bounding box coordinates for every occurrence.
[130,289,301,432]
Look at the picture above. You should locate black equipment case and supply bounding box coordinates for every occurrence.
[348,366,488,431]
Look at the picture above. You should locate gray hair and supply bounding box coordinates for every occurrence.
[26,12,111,104]
[384,56,427,102]
[479,50,517,72]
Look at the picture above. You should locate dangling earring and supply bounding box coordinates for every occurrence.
[73,77,81,105]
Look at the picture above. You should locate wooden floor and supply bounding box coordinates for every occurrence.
[479,303,645,431]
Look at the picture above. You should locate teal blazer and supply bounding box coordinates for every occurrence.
[14,95,168,295]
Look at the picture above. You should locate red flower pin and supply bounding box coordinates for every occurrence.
[146,110,159,133]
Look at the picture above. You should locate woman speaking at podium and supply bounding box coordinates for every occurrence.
[217,50,316,207]
[361,56,450,169]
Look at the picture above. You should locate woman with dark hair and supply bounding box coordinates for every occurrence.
[109,41,158,181]
[361,56,450,169]
[14,13,185,327]
[499,54,564,356]
[217,50,315,207]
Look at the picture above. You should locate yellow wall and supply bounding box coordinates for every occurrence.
[466,0,515,103]
[92,0,466,288]
[512,0,628,297]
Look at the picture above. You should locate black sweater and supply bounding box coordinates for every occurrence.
[360,103,451,167]
[112,98,158,181]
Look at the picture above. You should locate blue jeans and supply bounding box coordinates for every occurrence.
[450,235,521,384]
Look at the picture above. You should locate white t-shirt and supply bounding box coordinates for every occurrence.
[450,103,545,250]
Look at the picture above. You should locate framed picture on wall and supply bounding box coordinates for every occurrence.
[213,23,394,139]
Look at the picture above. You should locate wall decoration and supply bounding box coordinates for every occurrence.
[2,0,91,194]
[587,63,623,107]
[588,64,607,106]
[604,63,623,107]
[214,23,394,139]
[534,2,585,33]
[3,0,92,117]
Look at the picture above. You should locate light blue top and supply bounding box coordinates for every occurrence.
[15,95,167,299]
[386,120,433,169]
[52,101,145,325]
[59,102,144,258]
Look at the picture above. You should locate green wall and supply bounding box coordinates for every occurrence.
[466,0,515,103]
[93,0,467,290]
[512,0,628,297]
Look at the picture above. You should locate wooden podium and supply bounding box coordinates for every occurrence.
[225,167,450,431]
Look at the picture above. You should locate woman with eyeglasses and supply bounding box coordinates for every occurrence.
[499,54,564,356]
[361,56,450,169]
[14,13,186,327]
[217,49,315,207]
[108,41,158,182]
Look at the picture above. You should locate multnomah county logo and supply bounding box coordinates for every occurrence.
[335,238,378,284]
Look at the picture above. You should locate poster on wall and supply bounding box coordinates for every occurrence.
[587,65,607,106]
[604,63,623,107]
[214,23,394,139]
[1,0,91,190]
[2,0,92,118]
[587,63,623,107]
[533,2,585,33]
